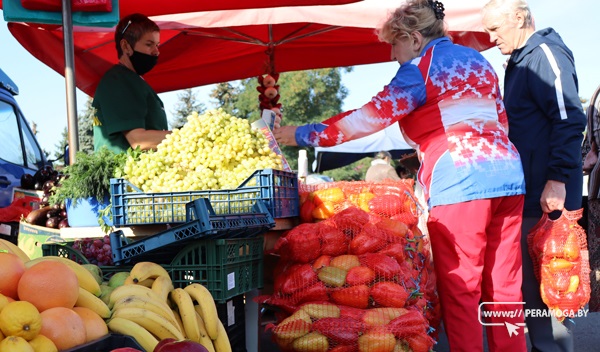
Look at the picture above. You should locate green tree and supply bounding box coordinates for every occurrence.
[210,68,355,174]
[78,97,95,154]
[210,82,240,114]
[52,127,69,166]
[53,97,95,166]
[172,88,205,128]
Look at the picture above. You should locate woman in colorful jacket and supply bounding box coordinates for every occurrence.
[274,0,527,350]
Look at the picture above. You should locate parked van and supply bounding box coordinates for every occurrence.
[0,67,49,208]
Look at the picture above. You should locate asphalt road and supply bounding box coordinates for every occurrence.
[433,311,600,351]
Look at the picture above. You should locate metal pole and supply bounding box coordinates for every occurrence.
[62,0,79,164]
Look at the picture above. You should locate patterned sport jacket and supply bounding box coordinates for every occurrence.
[296,37,525,208]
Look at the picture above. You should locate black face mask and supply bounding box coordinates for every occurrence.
[129,50,158,76]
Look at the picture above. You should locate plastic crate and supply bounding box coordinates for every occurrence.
[110,168,298,226]
[171,238,263,302]
[42,242,132,281]
[63,333,143,351]
[43,238,263,302]
[217,294,247,352]
[110,198,274,265]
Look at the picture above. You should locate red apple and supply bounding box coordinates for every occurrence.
[154,339,210,352]
[263,75,276,87]
[264,87,278,99]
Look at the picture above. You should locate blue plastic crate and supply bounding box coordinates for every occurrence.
[110,198,274,265]
[110,168,298,227]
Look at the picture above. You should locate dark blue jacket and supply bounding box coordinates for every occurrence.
[504,28,586,218]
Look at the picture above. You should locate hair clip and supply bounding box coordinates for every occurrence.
[428,0,445,20]
[121,20,132,35]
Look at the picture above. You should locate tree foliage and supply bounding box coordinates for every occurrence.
[78,97,95,154]
[210,68,354,173]
[53,97,95,166]
[171,88,205,129]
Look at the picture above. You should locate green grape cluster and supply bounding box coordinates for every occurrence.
[122,108,283,192]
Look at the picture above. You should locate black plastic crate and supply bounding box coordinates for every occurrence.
[110,198,274,265]
[110,168,298,226]
[63,333,143,351]
[217,294,247,352]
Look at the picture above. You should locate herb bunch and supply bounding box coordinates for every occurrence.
[49,147,140,205]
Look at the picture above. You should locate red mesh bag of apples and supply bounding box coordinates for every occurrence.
[526,209,591,322]
[260,181,440,352]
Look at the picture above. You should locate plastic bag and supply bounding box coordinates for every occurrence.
[527,209,591,321]
[21,0,111,12]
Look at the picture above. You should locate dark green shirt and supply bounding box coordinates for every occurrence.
[92,65,168,153]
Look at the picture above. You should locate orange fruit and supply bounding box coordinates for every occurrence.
[0,301,42,341]
[17,261,79,312]
[0,252,26,300]
[39,307,86,350]
[0,335,35,352]
[72,307,109,343]
[28,334,58,352]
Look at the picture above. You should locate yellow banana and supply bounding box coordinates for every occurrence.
[184,283,219,340]
[124,275,155,288]
[107,317,159,352]
[112,295,179,330]
[212,319,232,352]
[129,262,170,283]
[0,239,30,262]
[25,256,101,296]
[108,284,168,309]
[75,287,111,319]
[151,275,174,303]
[194,307,216,352]
[170,288,200,342]
[172,309,186,336]
[112,307,185,341]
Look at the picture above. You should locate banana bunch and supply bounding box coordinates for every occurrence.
[107,261,232,352]
[0,238,31,262]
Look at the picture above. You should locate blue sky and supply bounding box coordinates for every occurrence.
[1,0,598,154]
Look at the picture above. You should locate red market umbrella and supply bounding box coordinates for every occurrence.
[0,0,363,15]
[2,0,364,161]
[6,0,493,96]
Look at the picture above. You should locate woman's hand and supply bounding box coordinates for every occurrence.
[274,125,299,146]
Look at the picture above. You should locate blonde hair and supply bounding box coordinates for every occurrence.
[483,0,533,27]
[377,0,448,44]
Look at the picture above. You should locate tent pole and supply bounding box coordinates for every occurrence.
[61,0,79,164]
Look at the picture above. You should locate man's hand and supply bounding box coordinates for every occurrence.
[273,125,299,146]
[540,180,566,213]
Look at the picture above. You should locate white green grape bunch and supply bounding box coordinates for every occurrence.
[122,109,283,193]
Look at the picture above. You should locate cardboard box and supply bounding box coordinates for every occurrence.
[17,221,170,259]
[18,222,63,259]
[11,188,44,210]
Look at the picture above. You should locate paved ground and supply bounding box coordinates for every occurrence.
[432,310,600,351]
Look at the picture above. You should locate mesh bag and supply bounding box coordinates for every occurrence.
[526,209,591,321]
[298,179,423,227]
[261,188,440,351]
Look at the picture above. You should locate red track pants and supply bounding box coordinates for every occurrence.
[427,195,527,352]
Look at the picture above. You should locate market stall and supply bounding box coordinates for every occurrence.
[0,1,499,351]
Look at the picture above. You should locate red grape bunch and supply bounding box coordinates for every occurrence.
[72,235,114,266]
